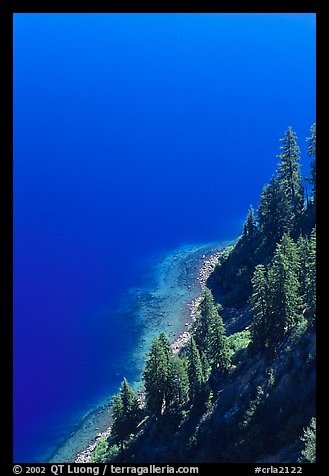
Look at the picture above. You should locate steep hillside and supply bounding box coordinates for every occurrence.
[91,125,316,465]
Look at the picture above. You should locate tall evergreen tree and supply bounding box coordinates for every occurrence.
[257,176,291,244]
[158,332,176,409]
[267,234,304,350]
[111,378,141,449]
[306,123,316,204]
[143,333,174,417]
[276,126,304,223]
[308,227,316,323]
[194,287,231,371]
[249,264,269,351]
[186,336,204,402]
[170,356,190,406]
[194,288,217,352]
[297,234,310,306]
[200,350,212,382]
[207,310,231,372]
[243,205,257,238]
[300,227,316,323]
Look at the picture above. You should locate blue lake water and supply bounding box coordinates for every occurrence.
[13,13,315,462]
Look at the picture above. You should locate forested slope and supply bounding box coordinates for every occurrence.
[92,124,316,464]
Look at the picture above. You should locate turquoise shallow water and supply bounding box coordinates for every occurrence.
[47,241,229,463]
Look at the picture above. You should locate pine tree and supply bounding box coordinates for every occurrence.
[186,336,204,402]
[306,123,316,204]
[111,378,141,449]
[143,333,175,417]
[297,235,310,306]
[257,176,291,244]
[200,350,212,382]
[276,126,304,223]
[207,311,231,372]
[296,228,316,324]
[170,356,190,406]
[266,234,304,350]
[194,288,217,352]
[249,264,269,351]
[308,227,316,322]
[243,205,257,238]
[194,288,231,371]
[158,332,176,409]
[111,394,124,446]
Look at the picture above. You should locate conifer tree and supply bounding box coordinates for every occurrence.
[207,311,231,372]
[306,123,316,204]
[257,177,291,244]
[297,235,310,305]
[299,227,316,323]
[266,234,304,349]
[194,288,231,371]
[143,333,175,417]
[243,205,257,238]
[111,378,141,449]
[111,394,124,446]
[143,334,168,417]
[158,332,176,409]
[301,124,316,233]
[307,227,316,322]
[249,264,269,351]
[171,356,190,406]
[194,288,217,352]
[276,126,304,222]
[200,350,212,382]
[186,336,204,402]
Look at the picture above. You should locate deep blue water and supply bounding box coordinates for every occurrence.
[13,13,315,462]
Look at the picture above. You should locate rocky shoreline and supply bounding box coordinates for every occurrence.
[74,248,224,463]
[75,428,111,463]
[170,250,222,354]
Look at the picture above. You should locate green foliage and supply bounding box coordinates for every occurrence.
[200,351,212,381]
[258,177,291,245]
[209,125,316,310]
[297,228,316,323]
[249,233,307,356]
[143,333,173,417]
[194,288,231,371]
[143,333,190,417]
[243,205,257,238]
[111,378,141,448]
[106,444,120,462]
[299,417,316,463]
[301,126,316,232]
[240,386,265,430]
[186,336,204,402]
[207,311,231,372]
[276,126,304,224]
[108,125,316,464]
[91,440,109,463]
[170,355,190,406]
[306,123,316,204]
[249,264,269,351]
[227,330,251,357]
[267,234,304,346]
[194,288,217,352]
